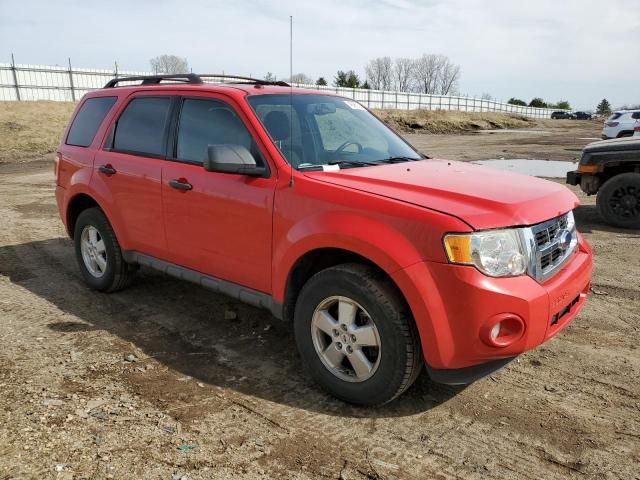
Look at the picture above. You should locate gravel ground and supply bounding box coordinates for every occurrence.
[0,120,639,479]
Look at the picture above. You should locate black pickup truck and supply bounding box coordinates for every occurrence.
[567,137,640,228]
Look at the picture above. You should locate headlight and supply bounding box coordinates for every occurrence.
[443,229,528,277]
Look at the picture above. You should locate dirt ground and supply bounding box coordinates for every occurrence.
[0,116,639,479]
[406,119,602,162]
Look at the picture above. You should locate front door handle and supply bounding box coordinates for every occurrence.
[98,164,116,175]
[168,179,193,191]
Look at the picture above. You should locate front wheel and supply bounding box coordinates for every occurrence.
[596,173,640,229]
[294,263,423,406]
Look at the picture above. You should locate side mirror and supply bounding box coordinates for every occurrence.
[204,144,267,177]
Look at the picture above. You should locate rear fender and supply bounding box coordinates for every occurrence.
[63,183,129,249]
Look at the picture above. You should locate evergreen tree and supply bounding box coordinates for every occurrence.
[596,98,612,116]
[334,70,360,88]
[507,98,527,106]
[529,98,548,108]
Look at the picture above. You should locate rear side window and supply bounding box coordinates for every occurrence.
[112,97,172,157]
[66,97,117,147]
[632,112,640,119]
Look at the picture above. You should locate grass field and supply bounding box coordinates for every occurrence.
[0,102,75,163]
[376,108,535,133]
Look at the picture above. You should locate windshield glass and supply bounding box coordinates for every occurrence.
[247,94,422,169]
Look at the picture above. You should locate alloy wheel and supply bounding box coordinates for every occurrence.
[310,296,381,383]
[80,225,108,277]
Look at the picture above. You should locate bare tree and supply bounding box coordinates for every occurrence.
[289,73,313,84]
[437,58,461,95]
[365,57,393,90]
[411,54,444,94]
[411,54,460,95]
[264,72,277,81]
[149,55,189,74]
[393,57,414,92]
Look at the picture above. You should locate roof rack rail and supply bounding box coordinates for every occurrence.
[103,73,290,88]
[104,73,203,88]
[198,74,290,87]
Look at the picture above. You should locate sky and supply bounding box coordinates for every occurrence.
[1,0,638,109]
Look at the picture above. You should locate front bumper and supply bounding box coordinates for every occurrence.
[392,234,592,378]
[566,170,582,186]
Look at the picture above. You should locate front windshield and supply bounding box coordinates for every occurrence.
[247,94,423,169]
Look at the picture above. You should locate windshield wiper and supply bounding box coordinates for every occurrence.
[327,160,378,167]
[374,156,423,164]
[298,160,377,171]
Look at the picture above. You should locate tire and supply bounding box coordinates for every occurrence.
[294,263,423,406]
[73,207,137,292]
[616,131,634,138]
[596,173,640,229]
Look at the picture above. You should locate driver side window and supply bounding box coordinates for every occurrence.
[176,98,258,164]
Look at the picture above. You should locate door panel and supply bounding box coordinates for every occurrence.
[91,151,166,257]
[89,95,172,258]
[161,162,275,293]
[160,96,276,293]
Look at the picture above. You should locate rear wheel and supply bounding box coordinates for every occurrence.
[74,207,137,291]
[294,263,422,406]
[596,173,640,229]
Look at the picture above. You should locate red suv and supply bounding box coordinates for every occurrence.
[55,74,592,405]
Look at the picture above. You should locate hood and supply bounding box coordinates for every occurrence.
[306,159,579,230]
[580,137,640,166]
[584,136,640,153]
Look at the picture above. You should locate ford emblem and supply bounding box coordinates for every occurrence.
[558,229,572,251]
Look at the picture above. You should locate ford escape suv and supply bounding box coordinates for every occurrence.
[55,74,592,406]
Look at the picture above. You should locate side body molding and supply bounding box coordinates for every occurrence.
[123,251,284,319]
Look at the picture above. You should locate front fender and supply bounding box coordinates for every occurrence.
[272,211,424,303]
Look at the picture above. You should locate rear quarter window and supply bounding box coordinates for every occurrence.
[66,96,117,147]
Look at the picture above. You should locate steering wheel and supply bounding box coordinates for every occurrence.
[335,141,363,154]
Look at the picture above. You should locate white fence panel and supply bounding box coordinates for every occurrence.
[0,61,566,118]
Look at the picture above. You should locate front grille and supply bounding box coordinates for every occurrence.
[527,212,577,282]
[534,215,568,247]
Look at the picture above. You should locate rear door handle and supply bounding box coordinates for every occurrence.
[98,164,116,175]
[168,179,193,191]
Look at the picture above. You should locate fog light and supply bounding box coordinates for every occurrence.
[481,314,525,347]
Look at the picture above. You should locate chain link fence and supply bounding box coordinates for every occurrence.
[0,58,563,119]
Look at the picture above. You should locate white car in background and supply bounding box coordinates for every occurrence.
[602,110,640,139]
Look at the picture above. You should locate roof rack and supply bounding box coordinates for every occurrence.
[198,74,290,87]
[104,73,289,88]
[104,73,203,88]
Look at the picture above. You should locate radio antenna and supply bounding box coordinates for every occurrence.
[288,15,294,188]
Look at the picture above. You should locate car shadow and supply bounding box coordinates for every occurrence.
[574,204,640,235]
[0,237,466,418]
